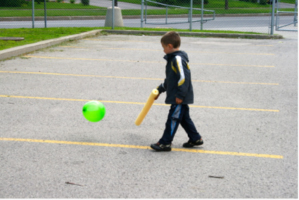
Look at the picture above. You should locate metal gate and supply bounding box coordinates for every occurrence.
[276,0,298,31]
[140,0,215,31]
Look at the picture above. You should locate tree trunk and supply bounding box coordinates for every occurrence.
[225,0,228,10]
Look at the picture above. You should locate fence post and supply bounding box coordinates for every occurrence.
[112,0,115,29]
[166,7,168,24]
[270,0,276,35]
[201,0,203,30]
[189,0,193,31]
[294,0,298,26]
[32,0,35,28]
[141,0,144,28]
[44,0,47,28]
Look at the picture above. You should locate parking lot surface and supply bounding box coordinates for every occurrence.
[0,33,297,198]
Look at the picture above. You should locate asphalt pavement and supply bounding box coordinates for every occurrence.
[0,30,297,198]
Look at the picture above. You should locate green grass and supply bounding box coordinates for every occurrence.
[0,9,107,17]
[0,7,293,17]
[198,0,269,8]
[0,2,103,9]
[0,27,264,51]
[121,0,296,6]
[0,1,107,17]
[280,0,296,3]
[123,8,293,15]
[112,27,263,34]
[120,0,269,8]
[0,27,99,50]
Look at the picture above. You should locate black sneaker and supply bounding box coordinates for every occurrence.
[183,139,203,148]
[150,142,171,151]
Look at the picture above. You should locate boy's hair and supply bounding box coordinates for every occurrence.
[161,31,181,48]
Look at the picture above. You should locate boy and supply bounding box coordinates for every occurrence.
[150,31,203,152]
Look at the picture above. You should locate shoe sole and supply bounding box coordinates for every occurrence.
[150,145,171,151]
[182,142,203,148]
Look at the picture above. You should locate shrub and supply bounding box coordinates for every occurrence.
[21,0,29,6]
[81,0,89,5]
[0,0,25,7]
[70,0,75,3]
[193,0,209,4]
[260,0,267,4]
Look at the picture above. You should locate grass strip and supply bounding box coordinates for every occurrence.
[0,27,266,51]
[0,2,103,9]
[0,27,99,50]
[0,8,294,17]
[111,27,263,34]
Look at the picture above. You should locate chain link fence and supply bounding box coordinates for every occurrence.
[0,0,297,34]
[275,0,297,31]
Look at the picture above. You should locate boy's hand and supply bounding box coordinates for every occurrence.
[176,97,183,104]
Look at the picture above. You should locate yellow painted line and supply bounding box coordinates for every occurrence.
[23,55,161,64]
[0,71,279,86]
[22,55,274,68]
[193,63,274,68]
[83,39,275,48]
[61,46,160,52]
[0,138,283,159]
[83,39,152,43]
[0,71,163,81]
[188,105,279,112]
[209,52,274,56]
[193,79,279,86]
[0,95,280,112]
[60,46,274,56]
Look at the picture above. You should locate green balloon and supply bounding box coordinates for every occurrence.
[82,101,106,122]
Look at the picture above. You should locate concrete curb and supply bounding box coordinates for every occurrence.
[103,30,284,39]
[0,28,283,61]
[0,29,101,61]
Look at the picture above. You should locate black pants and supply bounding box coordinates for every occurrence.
[158,104,202,145]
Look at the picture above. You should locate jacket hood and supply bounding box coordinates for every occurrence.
[164,50,189,62]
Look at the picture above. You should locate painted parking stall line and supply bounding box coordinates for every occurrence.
[0,138,283,159]
[0,71,279,86]
[22,55,275,68]
[0,95,280,112]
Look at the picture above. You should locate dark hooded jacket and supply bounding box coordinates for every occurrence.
[157,50,194,105]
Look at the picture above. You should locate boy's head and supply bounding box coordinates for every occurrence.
[161,31,181,54]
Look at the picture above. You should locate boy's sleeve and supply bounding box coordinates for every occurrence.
[172,56,190,100]
[157,79,167,93]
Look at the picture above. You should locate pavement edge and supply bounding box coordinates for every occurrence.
[0,29,102,61]
[0,29,283,61]
[103,29,284,39]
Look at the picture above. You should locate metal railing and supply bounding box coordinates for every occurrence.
[0,0,298,34]
[276,0,298,31]
[141,0,215,31]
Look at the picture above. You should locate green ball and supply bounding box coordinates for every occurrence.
[82,101,106,122]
